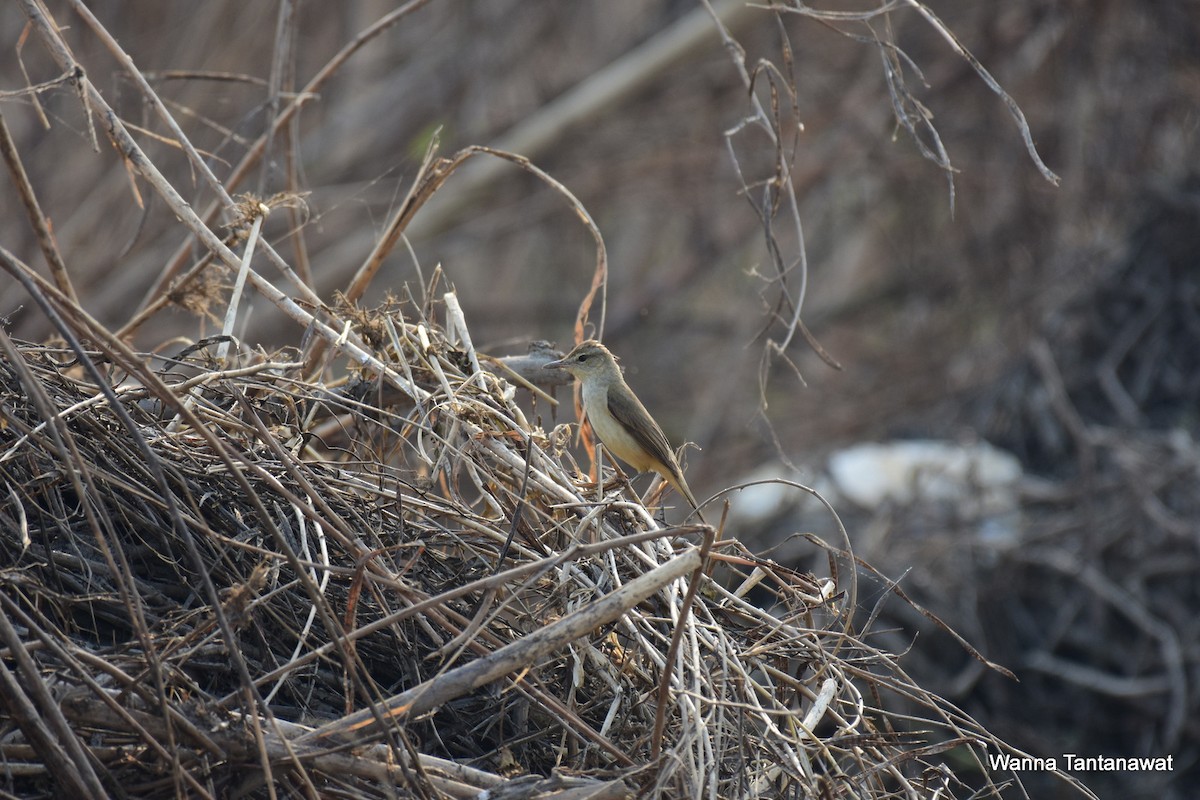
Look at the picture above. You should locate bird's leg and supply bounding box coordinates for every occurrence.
[642,476,670,524]
[598,447,639,501]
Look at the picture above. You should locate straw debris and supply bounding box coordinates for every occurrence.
[0,288,1088,799]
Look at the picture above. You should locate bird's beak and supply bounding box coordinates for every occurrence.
[543,358,566,371]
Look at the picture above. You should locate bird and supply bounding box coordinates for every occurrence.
[545,340,703,518]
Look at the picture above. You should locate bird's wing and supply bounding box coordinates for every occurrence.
[606,386,678,474]
[606,385,701,513]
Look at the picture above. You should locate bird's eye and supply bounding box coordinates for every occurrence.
[577,354,588,362]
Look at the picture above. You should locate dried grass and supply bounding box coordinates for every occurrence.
[0,276,1100,798]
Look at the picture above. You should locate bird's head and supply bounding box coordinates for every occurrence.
[544,340,622,381]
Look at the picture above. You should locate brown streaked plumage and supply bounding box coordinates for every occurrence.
[545,340,702,515]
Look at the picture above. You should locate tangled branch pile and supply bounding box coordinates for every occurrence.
[0,283,1082,798]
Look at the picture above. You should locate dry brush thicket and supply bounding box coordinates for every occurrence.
[6,1,1186,798]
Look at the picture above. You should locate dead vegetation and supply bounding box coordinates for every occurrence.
[6,1,1189,798]
[0,289,1093,798]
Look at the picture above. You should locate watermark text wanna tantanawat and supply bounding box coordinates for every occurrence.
[988,752,1174,772]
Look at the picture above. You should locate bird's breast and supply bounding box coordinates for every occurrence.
[581,383,655,473]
